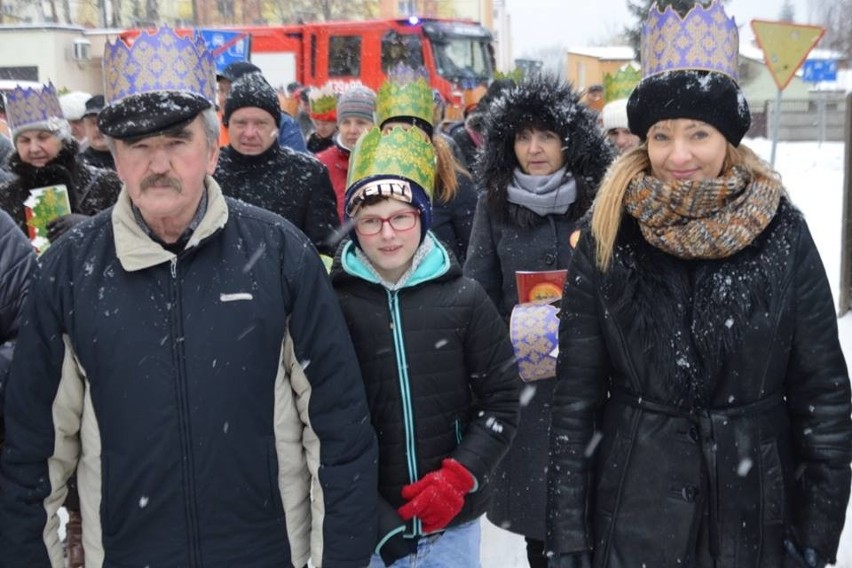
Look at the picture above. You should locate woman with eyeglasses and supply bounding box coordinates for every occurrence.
[463,73,614,568]
[329,126,520,568]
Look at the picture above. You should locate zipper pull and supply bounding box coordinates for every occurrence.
[170,257,177,278]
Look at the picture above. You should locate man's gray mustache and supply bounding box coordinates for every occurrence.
[140,175,182,192]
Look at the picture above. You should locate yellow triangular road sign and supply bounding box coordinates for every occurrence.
[751,20,826,90]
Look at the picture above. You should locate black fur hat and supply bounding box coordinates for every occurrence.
[477,73,615,217]
[627,70,751,146]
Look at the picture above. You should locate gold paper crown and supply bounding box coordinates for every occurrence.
[642,0,740,80]
[603,63,641,102]
[5,82,66,135]
[309,85,338,119]
[347,127,435,196]
[376,76,434,127]
[103,26,216,105]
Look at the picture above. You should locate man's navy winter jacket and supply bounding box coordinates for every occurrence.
[0,178,378,568]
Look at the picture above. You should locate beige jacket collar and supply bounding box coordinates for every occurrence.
[112,175,229,272]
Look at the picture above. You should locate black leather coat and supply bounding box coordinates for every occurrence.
[547,199,852,567]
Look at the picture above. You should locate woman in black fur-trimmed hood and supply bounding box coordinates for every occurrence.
[463,73,614,568]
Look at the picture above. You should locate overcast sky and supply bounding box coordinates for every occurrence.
[505,0,815,59]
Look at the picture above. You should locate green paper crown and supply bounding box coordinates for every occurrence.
[376,76,434,127]
[603,64,641,102]
[347,127,435,196]
[309,85,338,116]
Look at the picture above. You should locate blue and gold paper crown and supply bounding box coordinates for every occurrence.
[510,302,560,382]
[103,26,216,106]
[5,82,66,137]
[641,0,739,80]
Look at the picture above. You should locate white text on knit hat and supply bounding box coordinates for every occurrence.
[347,179,412,215]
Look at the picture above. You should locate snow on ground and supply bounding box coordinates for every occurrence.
[481,138,852,567]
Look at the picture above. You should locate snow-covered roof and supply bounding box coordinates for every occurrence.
[567,46,636,60]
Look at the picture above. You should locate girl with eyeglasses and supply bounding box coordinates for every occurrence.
[329,126,520,568]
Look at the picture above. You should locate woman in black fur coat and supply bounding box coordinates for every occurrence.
[546,4,852,567]
[463,74,614,568]
[0,132,120,245]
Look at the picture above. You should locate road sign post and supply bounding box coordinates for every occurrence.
[751,20,825,167]
[803,59,838,147]
[838,92,852,315]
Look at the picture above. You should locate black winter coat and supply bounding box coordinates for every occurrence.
[464,199,585,541]
[214,144,340,256]
[79,146,116,171]
[0,208,37,447]
[0,140,120,234]
[447,122,478,172]
[431,171,477,264]
[330,236,520,544]
[464,75,614,542]
[547,200,852,567]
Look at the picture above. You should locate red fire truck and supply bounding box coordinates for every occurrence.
[120,18,495,114]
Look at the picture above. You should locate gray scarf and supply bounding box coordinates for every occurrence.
[506,166,577,216]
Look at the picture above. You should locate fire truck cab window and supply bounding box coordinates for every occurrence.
[431,38,490,81]
[329,36,362,77]
[381,32,424,73]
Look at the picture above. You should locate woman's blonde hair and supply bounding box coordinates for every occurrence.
[591,141,779,271]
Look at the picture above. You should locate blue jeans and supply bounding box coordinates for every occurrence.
[369,519,481,568]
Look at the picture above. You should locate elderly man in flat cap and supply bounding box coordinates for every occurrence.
[0,27,378,568]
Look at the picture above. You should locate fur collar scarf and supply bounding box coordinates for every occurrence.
[599,198,799,407]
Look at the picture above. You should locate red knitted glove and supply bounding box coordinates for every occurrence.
[397,458,475,533]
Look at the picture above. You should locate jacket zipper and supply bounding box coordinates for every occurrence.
[170,256,202,566]
[387,290,422,536]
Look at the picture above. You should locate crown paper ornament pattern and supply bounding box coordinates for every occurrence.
[346,126,435,199]
[627,0,750,147]
[103,26,216,105]
[309,85,338,122]
[376,64,434,128]
[603,63,641,103]
[5,82,67,139]
[98,26,217,139]
[641,0,740,80]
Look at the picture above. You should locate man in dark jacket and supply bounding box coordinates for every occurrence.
[78,95,115,171]
[216,61,308,154]
[0,207,36,448]
[0,83,120,246]
[214,73,339,256]
[0,27,378,568]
